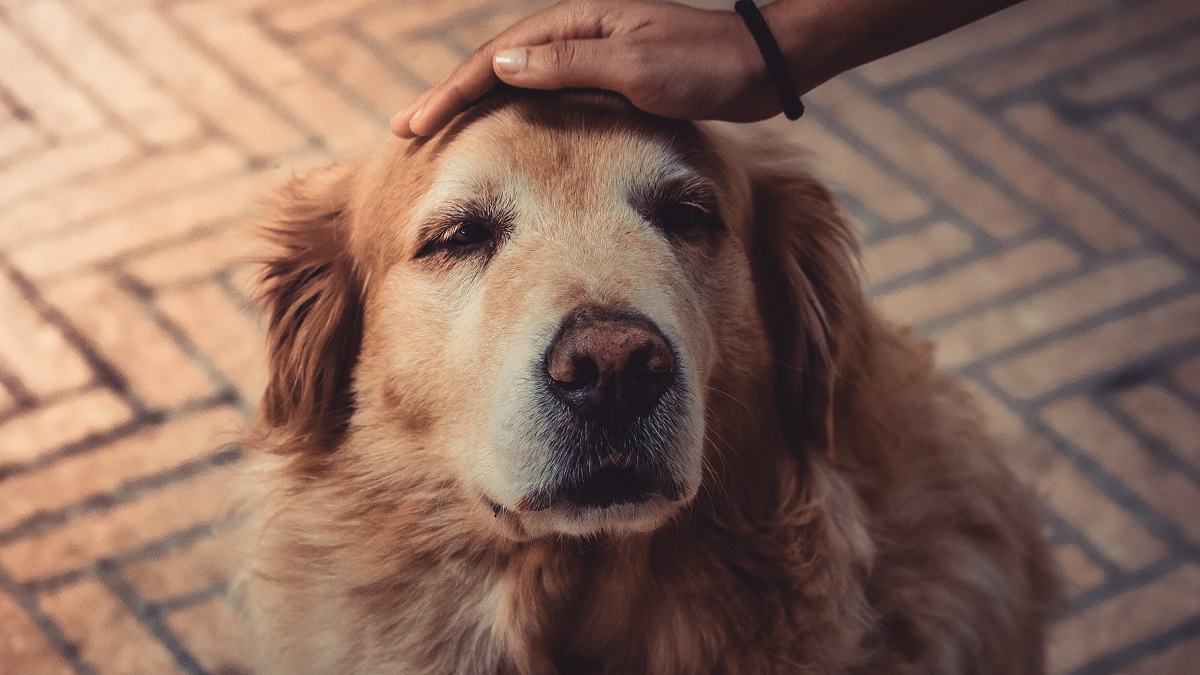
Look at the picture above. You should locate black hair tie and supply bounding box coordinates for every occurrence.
[734,0,804,120]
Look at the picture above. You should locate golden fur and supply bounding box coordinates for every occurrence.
[236,91,1056,674]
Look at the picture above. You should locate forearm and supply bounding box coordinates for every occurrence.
[760,0,1025,92]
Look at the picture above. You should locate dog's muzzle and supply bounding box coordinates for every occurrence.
[529,305,686,510]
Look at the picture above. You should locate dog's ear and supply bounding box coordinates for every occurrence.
[256,165,364,446]
[748,158,869,458]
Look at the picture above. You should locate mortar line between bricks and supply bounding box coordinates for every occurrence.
[970,13,1200,110]
[0,562,99,675]
[1157,376,1200,413]
[158,9,327,151]
[29,520,224,595]
[0,446,242,547]
[802,102,1008,250]
[0,142,325,252]
[1065,554,1194,617]
[0,358,39,409]
[1089,116,1200,213]
[0,125,169,209]
[1041,508,1124,590]
[0,390,234,483]
[0,382,110,426]
[342,21,438,93]
[940,82,1200,275]
[1040,60,1200,134]
[96,562,207,675]
[67,0,252,163]
[862,0,1138,99]
[154,580,229,615]
[844,71,1129,261]
[939,283,1200,377]
[969,341,1200,413]
[0,256,150,415]
[249,0,396,42]
[252,13,391,126]
[0,13,151,154]
[112,271,256,414]
[1092,395,1200,490]
[1071,613,1200,675]
[970,372,1200,559]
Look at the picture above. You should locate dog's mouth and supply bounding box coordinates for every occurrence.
[517,464,683,512]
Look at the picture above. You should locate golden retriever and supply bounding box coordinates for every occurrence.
[236,90,1056,674]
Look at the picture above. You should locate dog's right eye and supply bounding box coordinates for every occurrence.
[414,200,513,261]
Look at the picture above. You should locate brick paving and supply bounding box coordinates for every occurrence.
[0,0,1197,672]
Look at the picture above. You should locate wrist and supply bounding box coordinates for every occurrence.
[758,0,844,95]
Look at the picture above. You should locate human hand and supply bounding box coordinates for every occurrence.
[390,0,782,138]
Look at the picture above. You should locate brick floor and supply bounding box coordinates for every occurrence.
[0,0,1197,672]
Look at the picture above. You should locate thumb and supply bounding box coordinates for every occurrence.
[493,40,617,90]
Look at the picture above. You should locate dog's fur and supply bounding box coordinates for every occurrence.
[237,91,1056,674]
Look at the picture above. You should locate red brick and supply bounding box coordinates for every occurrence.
[961,0,1200,98]
[1054,543,1106,599]
[121,526,242,603]
[1062,32,1200,105]
[389,37,466,87]
[300,32,420,118]
[969,384,1168,571]
[0,141,243,247]
[770,117,930,224]
[1007,103,1200,261]
[42,276,217,408]
[0,406,240,532]
[1174,356,1200,397]
[39,579,184,675]
[267,0,383,34]
[123,224,266,288]
[0,590,72,674]
[102,8,307,158]
[0,112,44,161]
[875,238,1080,326]
[165,596,250,674]
[989,293,1200,399]
[908,89,1139,252]
[0,275,92,399]
[450,6,543,50]
[0,24,104,137]
[858,0,1117,85]
[1154,77,1200,123]
[811,79,1036,236]
[1102,113,1200,200]
[861,222,973,286]
[931,255,1188,367]
[1120,636,1200,675]
[0,130,136,206]
[0,388,133,467]
[8,0,200,147]
[1115,385,1200,470]
[1048,564,1200,674]
[0,464,237,583]
[360,0,495,38]
[1042,397,1200,544]
[9,170,273,279]
[157,283,267,404]
[174,6,382,155]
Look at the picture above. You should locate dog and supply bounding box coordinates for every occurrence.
[235,90,1056,674]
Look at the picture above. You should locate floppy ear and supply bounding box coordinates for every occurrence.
[256,165,364,447]
[748,158,870,458]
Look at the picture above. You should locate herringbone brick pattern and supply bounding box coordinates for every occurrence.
[0,0,1197,672]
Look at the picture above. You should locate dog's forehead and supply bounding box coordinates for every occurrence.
[427,104,697,210]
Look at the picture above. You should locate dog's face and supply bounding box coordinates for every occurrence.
[258,92,861,539]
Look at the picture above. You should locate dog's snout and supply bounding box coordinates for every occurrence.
[546,306,674,425]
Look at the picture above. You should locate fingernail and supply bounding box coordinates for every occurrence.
[494,48,527,74]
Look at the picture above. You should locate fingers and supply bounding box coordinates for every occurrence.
[392,0,616,137]
[492,39,622,91]
[391,52,497,138]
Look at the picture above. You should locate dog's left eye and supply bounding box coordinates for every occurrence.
[446,220,494,248]
[659,201,718,235]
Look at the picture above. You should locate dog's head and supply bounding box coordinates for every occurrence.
[257,91,865,538]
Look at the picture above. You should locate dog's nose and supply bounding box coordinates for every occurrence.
[546,306,675,425]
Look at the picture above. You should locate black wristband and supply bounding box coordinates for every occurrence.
[734,0,804,120]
